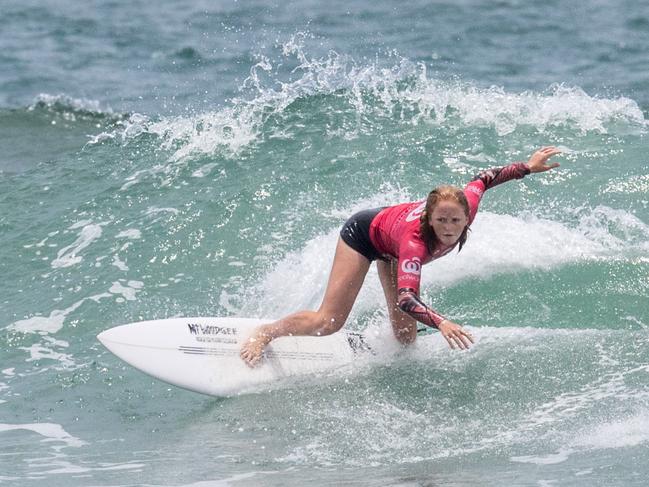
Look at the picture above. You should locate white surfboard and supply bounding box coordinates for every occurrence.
[97,317,373,397]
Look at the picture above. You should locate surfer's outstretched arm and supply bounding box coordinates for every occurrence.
[463,146,562,221]
[474,146,561,188]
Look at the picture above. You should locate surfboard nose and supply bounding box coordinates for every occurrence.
[97,328,121,354]
[96,325,130,353]
[96,323,133,348]
[97,331,106,346]
[96,330,109,347]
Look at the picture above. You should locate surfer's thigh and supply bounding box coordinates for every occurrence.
[317,238,371,330]
[377,259,417,343]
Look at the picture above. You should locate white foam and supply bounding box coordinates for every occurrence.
[148,105,260,162]
[92,39,646,165]
[510,412,649,466]
[427,210,616,285]
[246,227,340,317]
[10,300,86,334]
[192,162,219,178]
[278,37,646,135]
[145,206,180,216]
[0,423,86,450]
[30,458,145,475]
[162,473,268,487]
[572,413,649,451]
[116,228,142,239]
[14,313,65,338]
[624,316,647,329]
[68,219,94,230]
[120,166,166,191]
[516,370,633,430]
[8,287,126,335]
[497,359,649,467]
[19,336,76,369]
[603,174,649,194]
[109,280,144,302]
[410,81,646,136]
[245,203,633,319]
[9,293,109,334]
[112,254,129,271]
[51,223,103,269]
[572,205,649,252]
[511,448,574,465]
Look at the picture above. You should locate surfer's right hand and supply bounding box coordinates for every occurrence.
[240,330,272,367]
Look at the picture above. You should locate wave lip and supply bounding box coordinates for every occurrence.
[408,80,647,135]
[28,93,126,122]
[85,39,648,162]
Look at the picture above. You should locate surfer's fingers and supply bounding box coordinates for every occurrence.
[444,331,472,350]
[242,355,260,368]
[539,162,560,172]
[542,146,560,156]
[457,334,472,349]
[457,327,474,342]
[239,347,258,367]
[540,146,561,155]
[445,334,467,350]
[537,147,561,161]
[239,351,251,365]
[452,334,468,350]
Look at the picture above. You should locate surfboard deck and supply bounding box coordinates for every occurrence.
[97,317,372,397]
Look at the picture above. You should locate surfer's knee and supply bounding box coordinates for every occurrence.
[393,327,417,345]
[391,320,417,345]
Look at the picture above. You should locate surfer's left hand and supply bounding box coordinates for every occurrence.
[438,320,474,350]
[526,146,562,173]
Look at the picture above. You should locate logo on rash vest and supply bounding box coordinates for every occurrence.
[405,202,426,222]
[401,257,422,275]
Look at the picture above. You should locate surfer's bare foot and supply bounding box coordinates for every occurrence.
[240,327,273,367]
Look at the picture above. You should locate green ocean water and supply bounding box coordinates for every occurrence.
[2,1,649,486]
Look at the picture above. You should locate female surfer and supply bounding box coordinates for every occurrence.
[240,147,562,367]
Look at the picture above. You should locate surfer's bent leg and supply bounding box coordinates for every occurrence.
[377,258,417,344]
[240,238,372,367]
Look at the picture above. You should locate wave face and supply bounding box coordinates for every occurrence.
[2,2,649,486]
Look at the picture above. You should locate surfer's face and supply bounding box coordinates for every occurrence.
[428,200,468,246]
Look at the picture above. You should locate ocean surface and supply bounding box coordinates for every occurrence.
[1,0,649,485]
